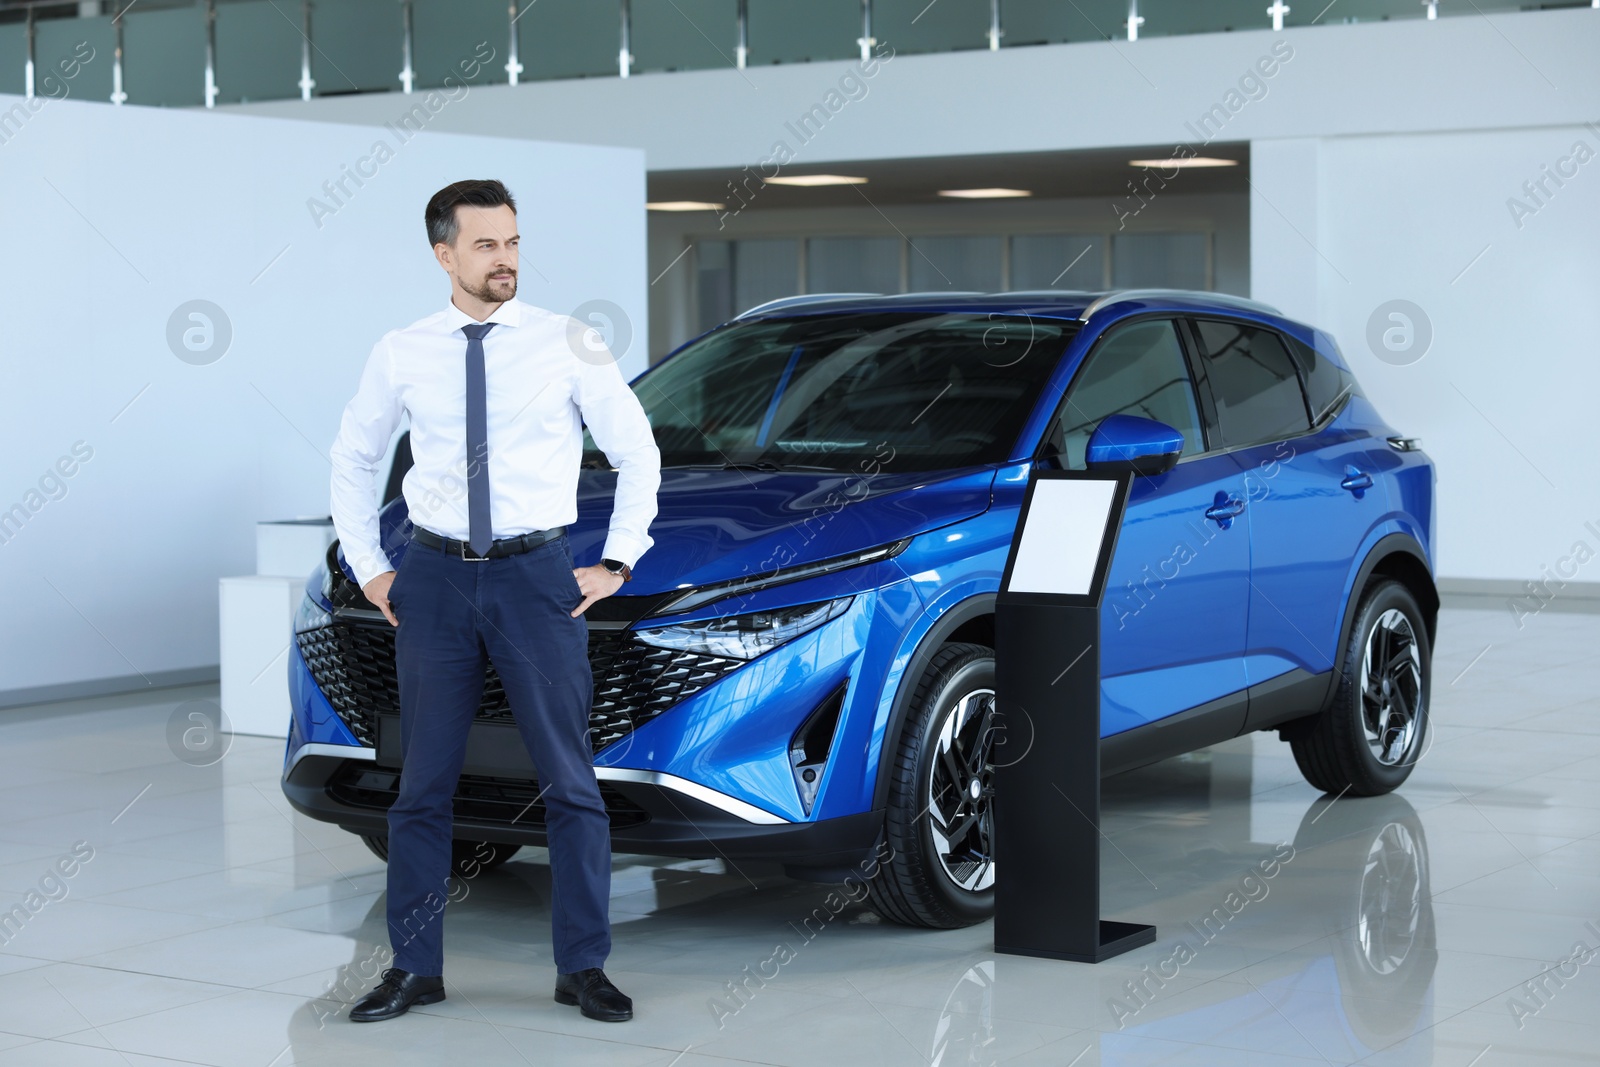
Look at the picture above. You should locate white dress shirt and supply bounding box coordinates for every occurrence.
[329,296,660,589]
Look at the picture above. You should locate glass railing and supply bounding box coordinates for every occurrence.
[0,0,1570,109]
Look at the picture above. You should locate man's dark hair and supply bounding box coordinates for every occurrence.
[425,179,516,248]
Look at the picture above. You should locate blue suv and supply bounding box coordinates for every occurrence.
[283,289,1437,929]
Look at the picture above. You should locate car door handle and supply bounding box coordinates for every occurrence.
[1204,493,1246,528]
[1341,469,1373,494]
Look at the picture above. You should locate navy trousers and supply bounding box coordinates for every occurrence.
[383,530,611,977]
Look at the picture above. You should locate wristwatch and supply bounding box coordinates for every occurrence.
[600,558,632,581]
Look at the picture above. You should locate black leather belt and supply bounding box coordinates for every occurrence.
[411,524,565,561]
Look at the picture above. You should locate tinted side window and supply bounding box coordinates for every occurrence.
[1285,334,1356,423]
[1050,319,1204,469]
[1193,319,1312,448]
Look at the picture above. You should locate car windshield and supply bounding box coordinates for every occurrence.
[584,311,1076,473]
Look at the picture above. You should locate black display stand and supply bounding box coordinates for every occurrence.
[992,469,1155,963]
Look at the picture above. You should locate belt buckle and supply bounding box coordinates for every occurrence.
[458,539,492,562]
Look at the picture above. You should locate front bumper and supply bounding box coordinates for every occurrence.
[281,748,883,870]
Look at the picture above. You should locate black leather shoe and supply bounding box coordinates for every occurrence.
[349,967,445,1022]
[554,968,633,1022]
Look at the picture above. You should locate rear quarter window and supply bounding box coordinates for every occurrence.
[1286,333,1357,424]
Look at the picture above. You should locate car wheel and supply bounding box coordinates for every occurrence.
[1291,579,1431,796]
[359,833,522,875]
[867,642,997,929]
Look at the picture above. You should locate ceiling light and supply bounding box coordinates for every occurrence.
[937,188,1032,199]
[764,174,868,187]
[1127,157,1240,169]
[646,200,726,211]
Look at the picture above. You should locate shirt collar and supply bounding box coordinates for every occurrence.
[443,296,522,335]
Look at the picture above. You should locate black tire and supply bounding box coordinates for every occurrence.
[867,642,998,929]
[359,834,522,875]
[1292,579,1431,796]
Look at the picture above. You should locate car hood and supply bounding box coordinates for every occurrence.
[355,466,996,595]
[568,465,997,594]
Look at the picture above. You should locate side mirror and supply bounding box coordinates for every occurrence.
[1086,415,1184,476]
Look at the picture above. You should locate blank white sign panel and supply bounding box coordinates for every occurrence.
[1008,479,1119,595]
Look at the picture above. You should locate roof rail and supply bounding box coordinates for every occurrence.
[733,293,880,319]
[1077,289,1281,323]
[990,289,1101,298]
[879,291,988,299]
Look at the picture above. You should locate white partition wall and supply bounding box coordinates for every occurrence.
[1252,127,1600,583]
[0,96,646,705]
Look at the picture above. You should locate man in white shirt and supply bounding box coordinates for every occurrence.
[331,179,659,1024]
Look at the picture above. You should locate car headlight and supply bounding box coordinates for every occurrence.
[294,591,332,634]
[634,597,853,660]
[654,538,909,615]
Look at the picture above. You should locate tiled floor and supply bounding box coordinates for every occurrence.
[0,606,1596,1066]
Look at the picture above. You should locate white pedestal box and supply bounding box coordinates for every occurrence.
[218,517,336,739]
[219,575,303,738]
[256,517,336,578]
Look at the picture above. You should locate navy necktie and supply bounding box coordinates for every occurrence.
[461,322,496,556]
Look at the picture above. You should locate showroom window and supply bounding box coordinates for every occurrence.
[1192,318,1313,448]
[1010,234,1107,290]
[907,235,1005,292]
[1112,233,1210,290]
[806,236,903,294]
[696,231,1210,331]
[696,238,800,328]
[1045,318,1204,469]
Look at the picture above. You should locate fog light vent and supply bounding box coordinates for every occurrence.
[790,682,847,814]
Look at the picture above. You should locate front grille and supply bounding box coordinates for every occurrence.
[326,764,651,828]
[296,621,742,754]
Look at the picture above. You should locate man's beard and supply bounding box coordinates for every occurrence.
[461,270,516,303]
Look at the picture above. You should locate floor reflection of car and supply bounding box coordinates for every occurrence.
[922,791,1437,1066]
[282,289,1439,929]
[1100,793,1437,1064]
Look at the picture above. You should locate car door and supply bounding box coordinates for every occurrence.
[1038,316,1251,737]
[1186,317,1389,715]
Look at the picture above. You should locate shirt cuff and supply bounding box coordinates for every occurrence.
[600,531,651,572]
[344,547,395,590]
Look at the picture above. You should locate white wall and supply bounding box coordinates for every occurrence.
[0,96,645,703]
[1254,127,1600,582]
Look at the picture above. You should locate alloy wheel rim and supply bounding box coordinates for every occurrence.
[1359,609,1423,766]
[926,687,997,893]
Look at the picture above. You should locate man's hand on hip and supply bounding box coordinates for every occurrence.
[363,571,398,627]
[572,565,625,618]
